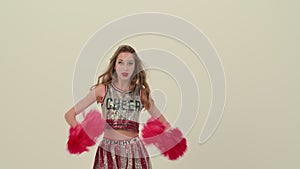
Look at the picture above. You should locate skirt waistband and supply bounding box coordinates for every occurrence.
[101,137,139,146]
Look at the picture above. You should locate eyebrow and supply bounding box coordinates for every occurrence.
[117,58,134,62]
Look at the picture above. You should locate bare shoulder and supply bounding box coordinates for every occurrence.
[94,84,106,97]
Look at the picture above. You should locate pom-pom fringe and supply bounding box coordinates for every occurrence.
[67,109,105,154]
[141,118,187,160]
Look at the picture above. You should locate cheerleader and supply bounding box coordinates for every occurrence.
[64,45,187,169]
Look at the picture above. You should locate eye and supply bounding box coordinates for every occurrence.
[128,62,134,65]
[118,61,124,64]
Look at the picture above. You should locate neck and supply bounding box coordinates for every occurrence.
[114,80,130,91]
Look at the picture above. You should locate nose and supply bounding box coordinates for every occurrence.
[124,64,128,71]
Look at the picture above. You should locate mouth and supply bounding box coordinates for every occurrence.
[121,72,129,77]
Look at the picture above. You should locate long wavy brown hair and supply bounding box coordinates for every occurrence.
[91,45,151,109]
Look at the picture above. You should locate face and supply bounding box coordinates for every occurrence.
[114,52,135,81]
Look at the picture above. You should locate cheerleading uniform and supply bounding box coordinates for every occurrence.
[93,83,152,169]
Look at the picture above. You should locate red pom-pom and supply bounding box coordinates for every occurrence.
[81,109,105,141]
[67,109,105,154]
[141,118,188,160]
[67,125,95,154]
[155,128,187,160]
[142,118,166,138]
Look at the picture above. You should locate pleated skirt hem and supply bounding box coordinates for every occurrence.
[93,137,152,169]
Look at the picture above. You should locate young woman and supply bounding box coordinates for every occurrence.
[65,45,170,169]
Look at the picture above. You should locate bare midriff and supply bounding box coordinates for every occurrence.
[103,129,139,140]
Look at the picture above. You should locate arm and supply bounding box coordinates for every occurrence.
[64,84,105,127]
[147,96,170,129]
[143,96,187,160]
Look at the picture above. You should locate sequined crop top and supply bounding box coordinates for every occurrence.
[101,83,143,132]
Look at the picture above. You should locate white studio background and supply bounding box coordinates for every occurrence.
[0,1,299,169]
